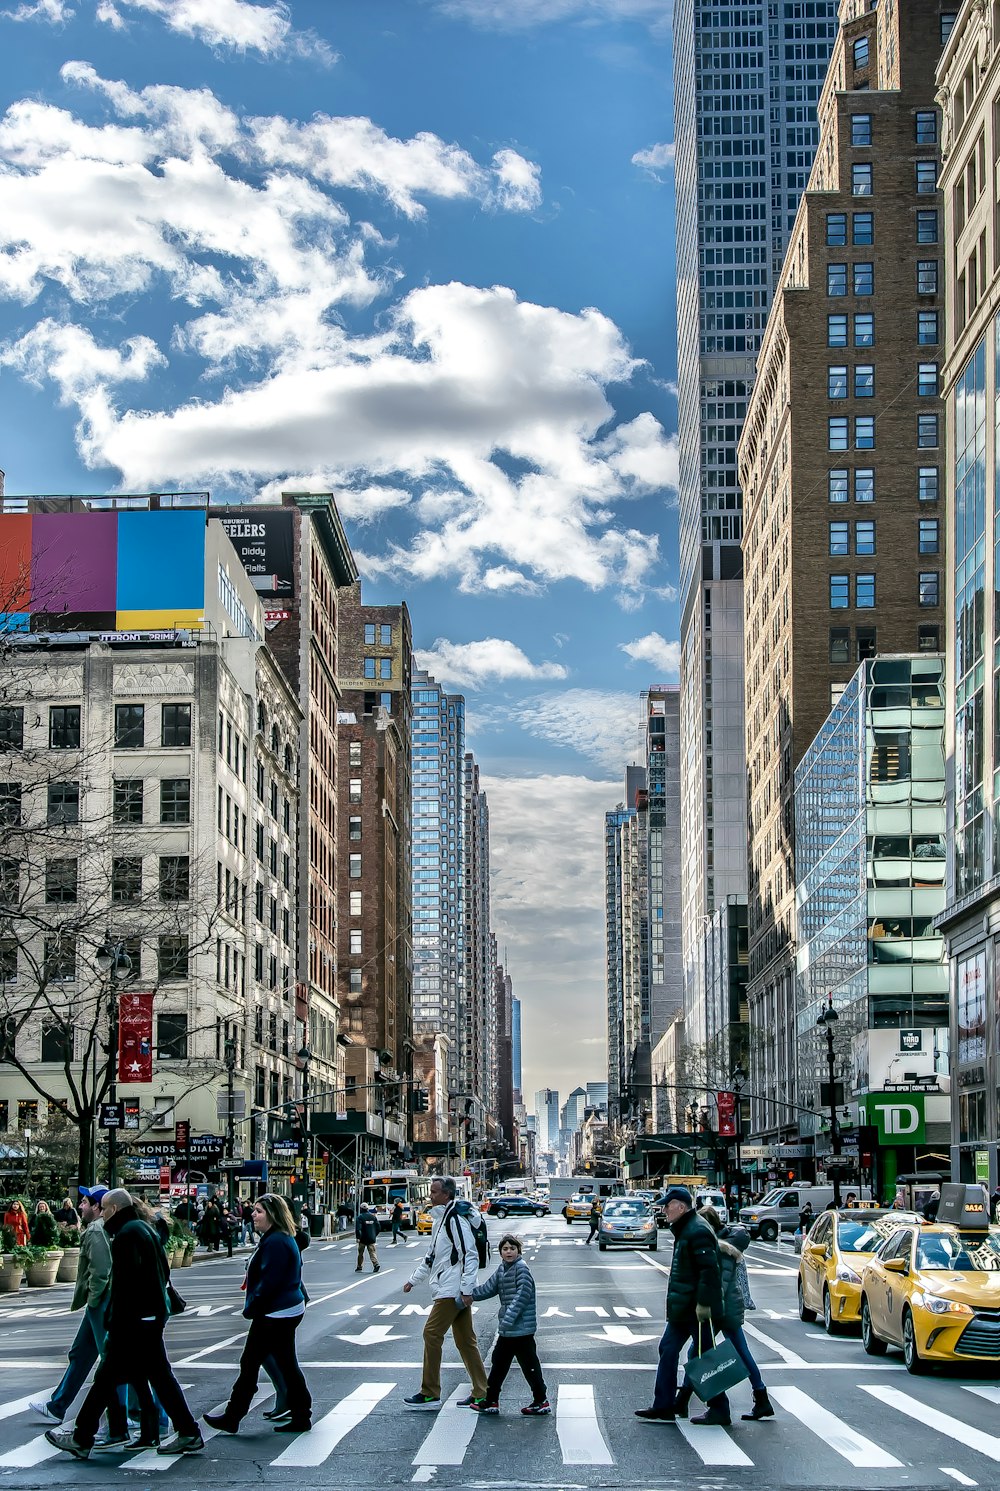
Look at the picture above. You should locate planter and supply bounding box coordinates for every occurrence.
[179,1246,195,1268]
[57,1249,80,1283]
[27,1251,63,1288]
[0,1257,23,1294]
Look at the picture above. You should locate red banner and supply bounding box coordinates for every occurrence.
[118,993,154,1083]
[716,1090,737,1138]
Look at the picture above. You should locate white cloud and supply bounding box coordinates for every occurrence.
[485,771,616,1100]
[436,0,672,34]
[415,637,568,690]
[599,411,678,492]
[0,319,166,400]
[94,0,335,61]
[631,140,675,177]
[619,630,680,675]
[3,0,72,20]
[511,688,641,772]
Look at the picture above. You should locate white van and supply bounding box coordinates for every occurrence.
[739,1184,871,1241]
[694,1189,729,1226]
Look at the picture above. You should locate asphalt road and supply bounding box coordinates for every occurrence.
[1,1214,1000,1491]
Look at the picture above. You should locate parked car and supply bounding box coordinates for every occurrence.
[415,1207,435,1235]
[598,1197,658,1252]
[490,1194,550,1219]
[798,1207,922,1334]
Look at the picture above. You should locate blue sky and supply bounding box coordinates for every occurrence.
[0,0,677,1106]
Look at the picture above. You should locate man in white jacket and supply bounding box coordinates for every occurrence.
[401,1176,489,1410]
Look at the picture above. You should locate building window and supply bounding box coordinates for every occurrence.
[0,707,23,749]
[380,624,392,646]
[111,856,142,902]
[364,657,376,678]
[917,260,938,294]
[40,1018,73,1063]
[161,704,191,748]
[349,816,362,841]
[114,704,144,749]
[830,574,850,609]
[915,160,938,194]
[854,364,874,398]
[829,628,850,664]
[825,213,847,247]
[349,929,362,955]
[856,573,876,608]
[854,313,874,346]
[364,622,376,644]
[916,210,939,243]
[0,783,20,826]
[349,778,362,803]
[917,413,939,447]
[853,35,870,67]
[918,624,941,651]
[853,263,874,297]
[49,706,81,749]
[349,741,362,766]
[349,968,362,994]
[917,311,939,345]
[828,314,848,347]
[349,853,361,879]
[852,211,874,246]
[113,778,143,824]
[0,859,19,907]
[157,934,189,981]
[829,521,849,556]
[45,858,78,903]
[855,416,875,449]
[0,938,16,983]
[919,518,940,554]
[828,365,848,398]
[919,571,940,606]
[851,162,872,196]
[828,469,849,503]
[828,264,847,296]
[47,781,79,824]
[941,13,956,44]
[159,855,190,901]
[856,626,877,661]
[856,469,875,502]
[918,466,939,501]
[829,417,849,450]
[43,935,75,982]
[917,362,939,396]
[855,519,876,555]
[159,778,191,824]
[379,658,392,680]
[349,890,362,916]
[915,110,938,144]
[156,1012,188,1060]
[851,113,872,146]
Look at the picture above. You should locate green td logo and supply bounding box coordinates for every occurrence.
[860,1093,926,1144]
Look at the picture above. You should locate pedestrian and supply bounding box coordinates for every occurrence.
[29,1187,119,1430]
[798,1200,813,1235]
[31,1200,59,1246]
[3,1198,29,1246]
[844,1192,858,1209]
[240,1199,255,1246]
[200,1197,222,1251]
[355,1203,381,1272]
[391,1198,405,1245]
[585,1196,602,1244]
[674,1210,774,1423]
[634,1184,729,1425]
[470,1234,549,1416]
[262,1220,311,1424]
[44,1189,204,1460]
[203,1193,311,1437]
[923,1189,941,1222]
[54,1196,80,1228]
[401,1175,489,1411]
[991,1187,1000,1225]
[220,1203,235,1258]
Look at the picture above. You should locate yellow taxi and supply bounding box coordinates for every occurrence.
[563,1193,596,1224]
[415,1207,434,1235]
[798,1208,922,1334]
[860,1205,1000,1373]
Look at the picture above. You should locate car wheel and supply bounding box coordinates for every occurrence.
[566,1218,573,1226]
[823,1289,842,1335]
[495,1208,507,1219]
[648,1240,658,1252]
[598,1242,607,1251]
[797,1279,817,1323]
[535,1208,545,1217]
[760,1221,779,1243]
[861,1298,887,1356]
[902,1310,927,1374]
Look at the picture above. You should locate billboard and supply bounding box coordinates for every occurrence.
[217,510,295,599]
[118,993,153,1083]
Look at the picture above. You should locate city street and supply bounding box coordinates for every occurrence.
[1,1215,1000,1490]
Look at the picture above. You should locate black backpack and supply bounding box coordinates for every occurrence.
[444,1203,489,1270]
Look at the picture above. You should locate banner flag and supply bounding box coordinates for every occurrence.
[716,1090,737,1138]
[118,993,154,1083]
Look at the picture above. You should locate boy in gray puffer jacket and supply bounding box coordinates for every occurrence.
[470,1235,548,1416]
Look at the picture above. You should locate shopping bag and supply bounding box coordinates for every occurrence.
[685,1326,749,1402]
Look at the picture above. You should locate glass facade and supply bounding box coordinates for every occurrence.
[794,657,947,1126]
[954,337,987,896]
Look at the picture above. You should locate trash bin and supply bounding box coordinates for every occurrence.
[309,1214,323,1238]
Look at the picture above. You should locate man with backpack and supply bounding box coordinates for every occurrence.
[401,1175,489,1411]
[355,1204,381,1273]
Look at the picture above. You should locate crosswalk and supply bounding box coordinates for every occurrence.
[2,1376,1000,1476]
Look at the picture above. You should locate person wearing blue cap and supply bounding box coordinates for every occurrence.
[29,1187,128,1445]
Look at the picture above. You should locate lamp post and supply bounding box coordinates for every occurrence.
[816,998,842,1207]
[23,1126,31,1198]
[731,1064,747,1211]
[224,1036,237,1211]
[298,1044,312,1213]
[95,938,133,1188]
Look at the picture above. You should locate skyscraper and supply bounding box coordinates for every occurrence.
[463,752,494,1140]
[673,0,839,1069]
[534,1088,560,1154]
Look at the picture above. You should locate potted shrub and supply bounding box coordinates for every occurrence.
[25,1243,62,1287]
[0,1226,23,1294]
[177,1228,195,1267]
[57,1226,81,1283]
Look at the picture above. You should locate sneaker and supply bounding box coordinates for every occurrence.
[473,1402,500,1415]
[126,1435,161,1450]
[44,1429,91,1461]
[403,1394,441,1410]
[634,1407,676,1422]
[263,1408,292,1422]
[29,1400,61,1424]
[156,1432,205,1455]
[520,1401,551,1416]
[456,1394,480,1407]
[373,1264,381,1272]
[91,1432,131,1452]
[355,1266,363,1272]
[202,1412,240,1434]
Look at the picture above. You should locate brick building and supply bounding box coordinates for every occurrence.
[738,0,949,1138]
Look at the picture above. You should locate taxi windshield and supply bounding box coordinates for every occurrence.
[838,1221,889,1253]
[916,1233,1000,1271]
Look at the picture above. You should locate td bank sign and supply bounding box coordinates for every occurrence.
[860,1093,926,1144]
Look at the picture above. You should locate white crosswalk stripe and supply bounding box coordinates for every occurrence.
[675,1417,753,1467]
[862,1385,1000,1463]
[769,1385,901,1468]
[272,1382,393,1467]
[555,1384,612,1465]
[412,1385,481,1466]
[124,1387,270,1471]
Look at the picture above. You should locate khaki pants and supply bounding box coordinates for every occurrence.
[420,1298,488,1401]
[357,1241,379,1269]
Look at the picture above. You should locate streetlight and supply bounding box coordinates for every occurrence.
[731,1064,747,1211]
[816,998,842,1207]
[94,937,133,1188]
[298,1044,312,1213]
[23,1126,31,1197]
[224,1036,237,1211]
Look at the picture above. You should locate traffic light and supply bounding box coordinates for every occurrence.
[412,1086,429,1113]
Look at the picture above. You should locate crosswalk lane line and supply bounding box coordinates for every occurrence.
[862,1385,1000,1463]
[674,1419,753,1467]
[555,1384,612,1465]
[769,1385,901,1467]
[412,1386,481,1466]
[0,1432,60,1469]
[124,1387,270,1471]
[272,1382,394,1467]
[963,1386,1000,1406]
[0,1397,47,1425]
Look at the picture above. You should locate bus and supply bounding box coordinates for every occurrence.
[360,1170,432,1229]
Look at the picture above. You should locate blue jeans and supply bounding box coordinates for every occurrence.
[725,1326,765,1393]
[48,1304,107,1419]
[653,1320,729,1415]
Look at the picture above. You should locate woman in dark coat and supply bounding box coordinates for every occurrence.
[203,1194,311,1436]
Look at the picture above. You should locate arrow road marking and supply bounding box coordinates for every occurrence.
[587,1324,657,1345]
[336,1325,406,1346]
